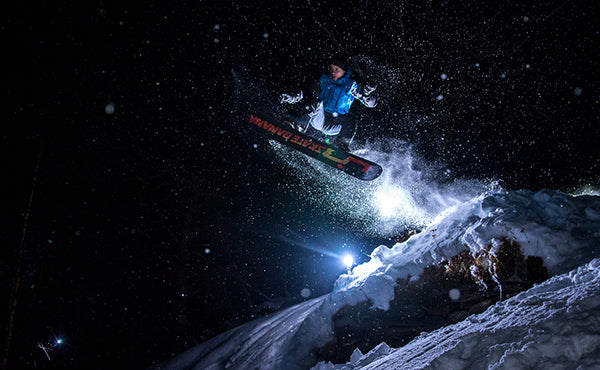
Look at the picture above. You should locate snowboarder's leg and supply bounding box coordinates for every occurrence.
[303,123,337,146]
[306,108,356,151]
[330,114,357,151]
[307,109,341,144]
[310,109,341,135]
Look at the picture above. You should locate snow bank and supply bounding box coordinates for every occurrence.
[326,257,600,369]
[333,189,600,310]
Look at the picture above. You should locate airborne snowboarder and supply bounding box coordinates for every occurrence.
[232,53,383,181]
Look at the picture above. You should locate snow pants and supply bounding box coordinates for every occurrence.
[307,103,357,147]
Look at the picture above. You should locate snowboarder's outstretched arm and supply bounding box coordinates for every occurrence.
[280,91,303,104]
[352,84,378,108]
[280,77,321,107]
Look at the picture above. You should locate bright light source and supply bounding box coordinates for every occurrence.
[342,254,354,268]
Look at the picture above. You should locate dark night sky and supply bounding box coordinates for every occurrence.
[2,0,599,368]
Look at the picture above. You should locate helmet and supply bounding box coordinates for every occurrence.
[331,52,349,71]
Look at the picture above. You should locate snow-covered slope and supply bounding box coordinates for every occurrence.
[151,189,600,370]
[151,296,333,370]
[317,258,600,369]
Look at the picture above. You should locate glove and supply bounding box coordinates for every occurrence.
[280,91,303,104]
[363,84,377,96]
[359,95,378,108]
[307,102,323,117]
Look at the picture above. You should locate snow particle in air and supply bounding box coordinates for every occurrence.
[105,103,115,115]
[449,288,461,301]
[441,73,448,80]
[263,33,269,39]
[573,87,583,96]
[436,94,444,101]
[300,287,311,298]
[214,24,220,30]
[204,248,211,254]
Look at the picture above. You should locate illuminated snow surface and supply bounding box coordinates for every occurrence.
[152,183,600,370]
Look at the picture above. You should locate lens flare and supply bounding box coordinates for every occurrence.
[342,254,354,268]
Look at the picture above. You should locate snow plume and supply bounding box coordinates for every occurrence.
[270,138,491,237]
[358,139,492,235]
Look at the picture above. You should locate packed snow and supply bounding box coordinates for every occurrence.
[151,188,600,369]
[317,258,600,369]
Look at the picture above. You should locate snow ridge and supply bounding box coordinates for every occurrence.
[333,189,600,311]
[150,296,336,370]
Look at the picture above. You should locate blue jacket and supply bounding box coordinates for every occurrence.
[318,70,360,115]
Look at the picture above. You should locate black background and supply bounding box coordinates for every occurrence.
[2,0,599,368]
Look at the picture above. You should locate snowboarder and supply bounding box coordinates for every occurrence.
[280,53,377,151]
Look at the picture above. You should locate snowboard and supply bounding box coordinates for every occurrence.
[245,113,383,181]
